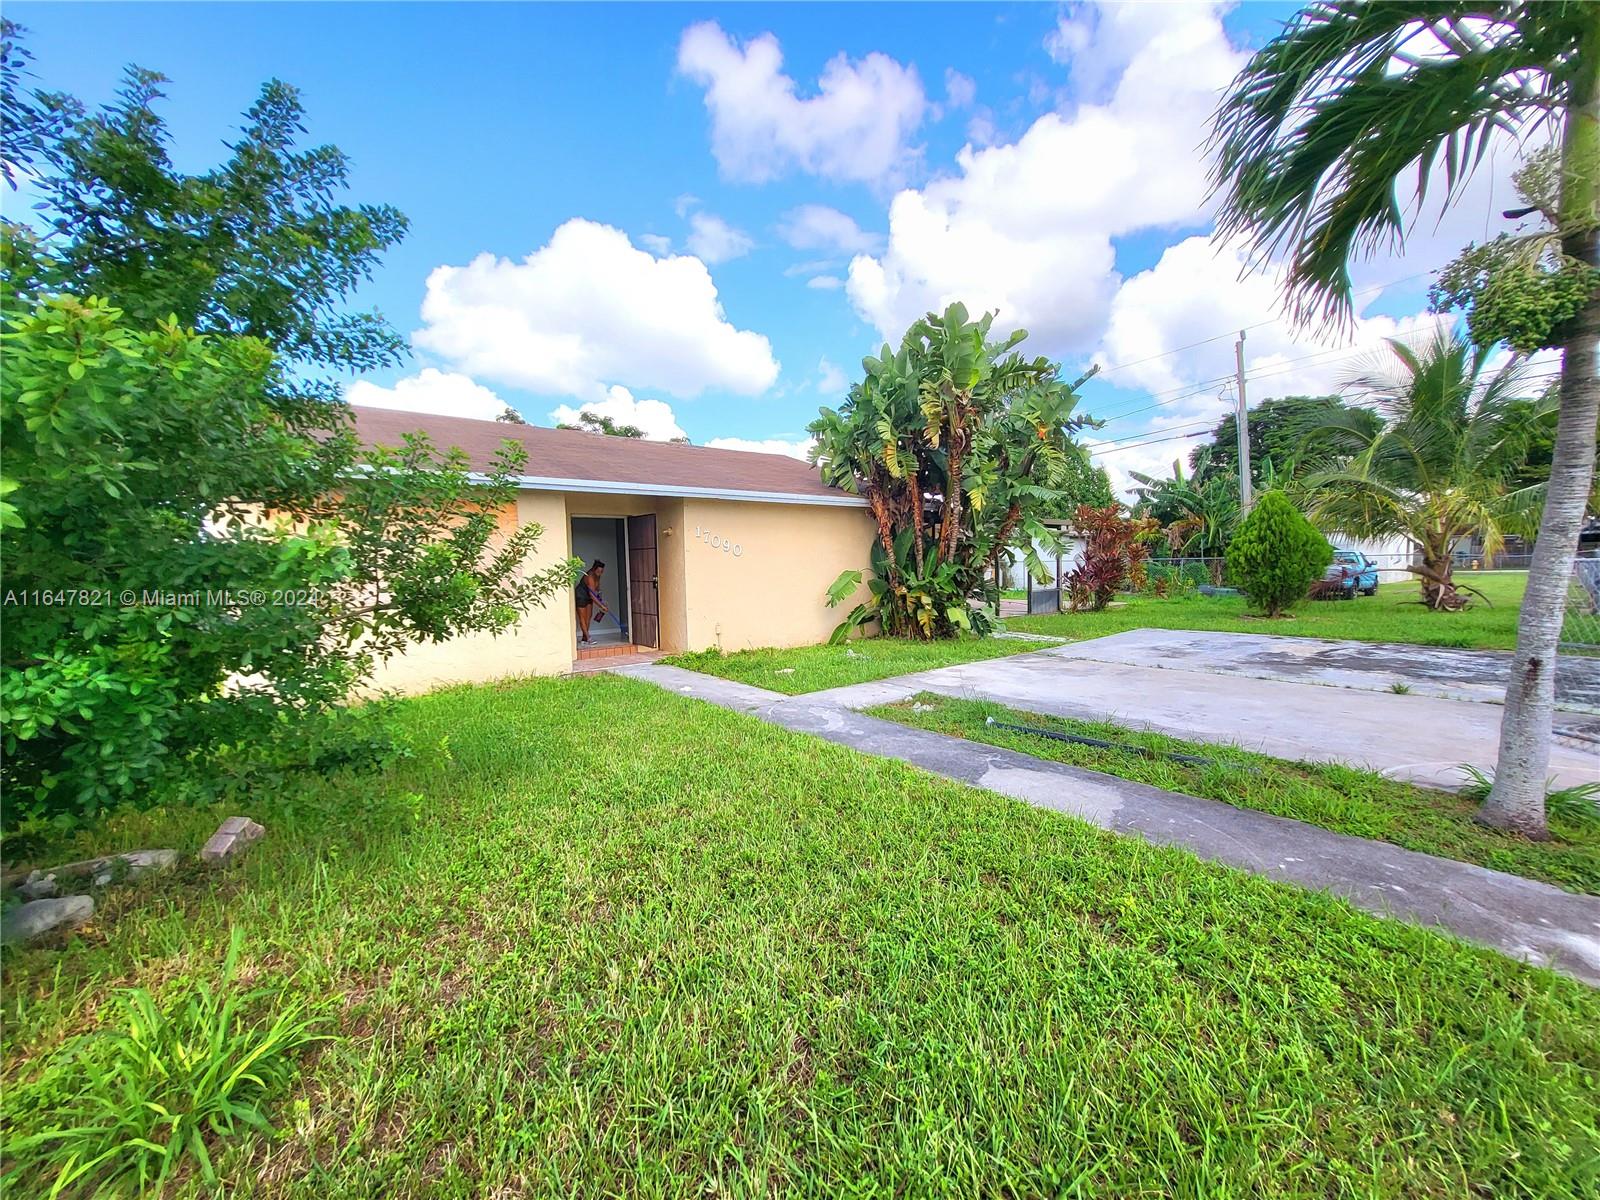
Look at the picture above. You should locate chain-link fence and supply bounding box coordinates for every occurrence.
[1568,558,1600,652]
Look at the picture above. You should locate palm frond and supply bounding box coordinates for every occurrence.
[1208,1,1565,325]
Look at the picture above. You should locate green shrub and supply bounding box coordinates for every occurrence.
[1224,492,1331,616]
[1,930,325,1198]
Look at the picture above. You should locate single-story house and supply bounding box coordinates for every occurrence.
[352,409,874,690]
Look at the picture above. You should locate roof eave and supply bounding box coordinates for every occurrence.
[478,473,867,508]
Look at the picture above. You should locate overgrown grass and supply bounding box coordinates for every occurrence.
[4,675,1598,1196]
[2,929,325,1196]
[868,692,1600,895]
[1012,572,1530,649]
[664,635,1037,695]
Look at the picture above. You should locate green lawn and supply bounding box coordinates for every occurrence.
[1012,572,1529,650]
[664,634,1037,695]
[4,676,1599,1197]
[869,692,1600,895]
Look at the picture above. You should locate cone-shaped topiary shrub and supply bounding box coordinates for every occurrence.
[1225,491,1332,617]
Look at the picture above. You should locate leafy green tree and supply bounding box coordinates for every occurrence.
[811,303,1093,639]
[558,410,646,438]
[1192,395,1381,489]
[496,406,529,425]
[0,36,574,832]
[1433,148,1600,354]
[1208,0,1599,834]
[1048,448,1115,513]
[1301,332,1552,609]
[1226,492,1333,617]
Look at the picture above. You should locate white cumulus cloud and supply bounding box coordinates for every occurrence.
[414,218,779,401]
[550,386,688,442]
[777,204,882,254]
[806,274,843,290]
[346,368,509,422]
[1094,236,1452,406]
[816,357,849,396]
[847,1,1245,350]
[677,21,927,186]
[685,212,754,264]
[944,69,976,111]
[705,436,814,460]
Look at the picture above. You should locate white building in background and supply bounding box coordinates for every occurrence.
[1000,521,1086,591]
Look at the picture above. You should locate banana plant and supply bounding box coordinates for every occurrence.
[812,303,1094,640]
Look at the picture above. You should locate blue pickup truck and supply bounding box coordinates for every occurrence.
[1322,549,1380,597]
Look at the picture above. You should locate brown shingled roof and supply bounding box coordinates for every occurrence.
[349,407,854,503]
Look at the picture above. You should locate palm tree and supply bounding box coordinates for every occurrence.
[1304,333,1553,608]
[1130,458,1241,585]
[1208,1,1598,836]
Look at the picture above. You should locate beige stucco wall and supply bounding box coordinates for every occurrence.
[365,491,574,693]
[679,498,875,652]
[365,489,872,693]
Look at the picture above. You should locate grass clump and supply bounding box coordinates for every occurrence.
[664,634,1034,694]
[3,675,1598,1195]
[1458,764,1600,831]
[2,929,324,1198]
[869,692,1600,894]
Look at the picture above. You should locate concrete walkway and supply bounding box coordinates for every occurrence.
[800,645,1600,792]
[617,661,1600,985]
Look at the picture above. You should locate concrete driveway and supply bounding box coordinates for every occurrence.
[806,631,1600,791]
[1044,628,1600,713]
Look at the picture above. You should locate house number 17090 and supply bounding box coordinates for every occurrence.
[693,525,743,557]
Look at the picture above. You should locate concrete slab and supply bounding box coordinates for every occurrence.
[618,663,1600,985]
[1045,628,1600,713]
[805,650,1599,791]
[611,662,787,713]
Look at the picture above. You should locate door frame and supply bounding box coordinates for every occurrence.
[568,513,632,644]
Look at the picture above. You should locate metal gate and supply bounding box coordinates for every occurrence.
[626,514,659,649]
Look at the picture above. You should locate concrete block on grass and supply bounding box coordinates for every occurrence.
[200,817,266,865]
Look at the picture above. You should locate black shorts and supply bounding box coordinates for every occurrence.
[575,582,592,608]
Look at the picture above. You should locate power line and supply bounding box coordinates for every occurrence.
[1090,430,1210,458]
[1089,269,1437,379]
[1089,323,1480,429]
[1087,421,1216,457]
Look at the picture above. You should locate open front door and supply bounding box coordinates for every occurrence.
[626,514,659,649]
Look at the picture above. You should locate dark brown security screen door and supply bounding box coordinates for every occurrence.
[626,514,659,648]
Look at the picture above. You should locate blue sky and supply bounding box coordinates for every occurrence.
[6,2,1534,491]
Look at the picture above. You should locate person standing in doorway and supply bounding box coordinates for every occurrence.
[576,560,609,644]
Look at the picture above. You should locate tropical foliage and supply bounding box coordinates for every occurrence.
[1226,492,1333,618]
[1432,147,1600,354]
[1301,333,1553,610]
[0,32,575,833]
[1207,0,1600,835]
[811,303,1093,640]
[1065,505,1159,612]
[1131,459,1240,584]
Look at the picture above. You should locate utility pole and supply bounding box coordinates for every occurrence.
[1234,330,1252,512]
